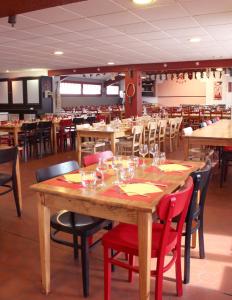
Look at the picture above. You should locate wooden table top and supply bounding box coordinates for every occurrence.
[30,159,203,213]
[184,119,232,139]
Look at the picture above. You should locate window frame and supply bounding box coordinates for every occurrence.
[60,81,102,97]
[106,84,120,96]
[60,81,82,95]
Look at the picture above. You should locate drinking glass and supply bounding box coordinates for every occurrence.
[119,166,135,183]
[111,156,123,184]
[96,158,108,186]
[80,171,97,189]
[129,156,140,168]
[159,152,166,165]
[139,144,148,167]
[149,144,159,166]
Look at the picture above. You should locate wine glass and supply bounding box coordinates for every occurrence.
[96,158,108,186]
[111,156,123,184]
[80,171,97,189]
[139,144,148,167]
[129,156,139,168]
[149,144,159,166]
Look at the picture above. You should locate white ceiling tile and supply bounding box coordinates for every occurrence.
[56,18,105,31]
[113,22,158,34]
[62,0,125,17]
[131,31,169,41]
[23,24,70,36]
[80,27,120,38]
[165,27,207,38]
[90,11,142,26]
[152,17,199,30]
[179,0,232,15]
[195,12,232,26]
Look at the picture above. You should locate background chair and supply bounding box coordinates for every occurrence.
[220,146,232,187]
[102,177,194,300]
[83,151,113,167]
[35,161,112,297]
[0,146,21,217]
[118,125,143,155]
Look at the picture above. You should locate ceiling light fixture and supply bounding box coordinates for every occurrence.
[6,70,9,73]
[107,62,115,65]
[54,51,64,55]
[189,37,201,43]
[132,0,156,5]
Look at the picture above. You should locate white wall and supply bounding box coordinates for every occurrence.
[0,69,48,78]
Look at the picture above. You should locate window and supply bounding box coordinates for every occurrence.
[83,84,101,95]
[106,85,119,96]
[60,82,81,95]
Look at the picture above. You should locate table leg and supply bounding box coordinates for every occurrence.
[138,212,152,300]
[15,155,22,211]
[13,129,19,146]
[37,193,51,294]
[183,137,189,161]
[110,133,116,155]
[77,133,81,165]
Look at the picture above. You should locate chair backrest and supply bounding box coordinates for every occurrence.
[59,119,73,127]
[132,125,143,145]
[83,151,113,167]
[21,122,37,132]
[0,146,18,177]
[73,117,84,125]
[37,121,52,129]
[36,160,79,182]
[156,176,194,253]
[187,161,212,225]
[147,121,157,144]
[182,127,193,136]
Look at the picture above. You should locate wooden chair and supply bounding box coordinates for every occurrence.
[118,125,143,156]
[36,121,52,158]
[144,121,157,152]
[0,146,21,217]
[35,161,113,297]
[83,151,113,167]
[102,177,194,300]
[166,118,176,152]
[175,117,183,146]
[181,162,212,283]
[19,122,37,161]
[157,119,167,152]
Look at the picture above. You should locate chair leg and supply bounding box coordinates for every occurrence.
[175,245,183,296]
[128,254,134,282]
[12,178,21,217]
[155,257,164,300]
[199,219,205,259]
[220,159,225,188]
[104,246,111,300]
[81,236,90,297]
[73,233,79,260]
[184,232,191,284]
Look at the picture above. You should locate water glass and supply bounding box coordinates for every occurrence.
[111,156,123,184]
[96,158,108,186]
[139,144,148,167]
[81,171,97,189]
[159,152,166,165]
[119,166,135,183]
[149,144,159,157]
[129,156,140,168]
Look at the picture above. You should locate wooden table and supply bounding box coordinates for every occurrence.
[183,119,232,160]
[30,159,203,300]
[0,124,21,146]
[76,127,130,165]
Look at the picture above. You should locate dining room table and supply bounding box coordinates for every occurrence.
[183,119,232,160]
[30,157,204,300]
[76,125,131,165]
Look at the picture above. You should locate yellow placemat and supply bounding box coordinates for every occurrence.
[63,174,82,183]
[120,183,162,196]
[159,164,189,172]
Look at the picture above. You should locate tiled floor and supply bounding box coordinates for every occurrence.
[0,149,231,300]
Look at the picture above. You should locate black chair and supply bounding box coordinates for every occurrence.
[0,146,21,217]
[220,147,232,187]
[183,161,212,284]
[35,161,113,297]
[73,117,84,125]
[19,122,37,161]
[36,121,52,158]
[85,116,96,125]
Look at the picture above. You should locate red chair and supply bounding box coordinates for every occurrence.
[57,119,74,151]
[102,177,194,300]
[83,151,113,167]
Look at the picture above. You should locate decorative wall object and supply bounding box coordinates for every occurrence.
[12,80,24,104]
[214,81,223,100]
[27,79,39,104]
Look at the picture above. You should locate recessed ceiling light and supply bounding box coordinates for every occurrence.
[107,62,115,65]
[6,70,9,73]
[216,67,223,71]
[54,51,64,55]
[189,37,201,43]
[132,0,156,5]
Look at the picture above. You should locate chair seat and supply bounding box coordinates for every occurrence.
[102,223,177,257]
[0,173,12,186]
[51,210,109,234]
[81,141,105,148]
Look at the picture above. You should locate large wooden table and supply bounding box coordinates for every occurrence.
[76,127,130,165]
[30,159,203,300]
[183,119,232,160]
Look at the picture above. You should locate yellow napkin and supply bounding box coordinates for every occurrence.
[120,183,162,196]
[159,164,189,172]
[63,174,82,183]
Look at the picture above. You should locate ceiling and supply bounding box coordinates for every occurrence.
[1,0,232,73]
